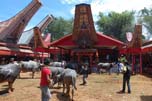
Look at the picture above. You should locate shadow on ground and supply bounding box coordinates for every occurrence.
[141,95,152,101]
[51,90,72,101]
[17,77,40,79]
[144,74,152,78]
[0,85,9,96]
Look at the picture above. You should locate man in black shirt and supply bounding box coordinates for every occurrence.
[121,61,131,94]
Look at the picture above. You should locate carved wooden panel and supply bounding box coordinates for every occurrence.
[33,27,46,48]
[72,4,97,48]
[128,24,142,48]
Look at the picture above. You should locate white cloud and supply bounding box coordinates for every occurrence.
[90,0,152,21]
[60,0,90,4]
[70,7,75,15]
[66,0,152,21]
[90,0,152,13]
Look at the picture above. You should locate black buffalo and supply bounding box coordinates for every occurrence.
[97,62,114,74]
[50,61,66,68]
[56,68,77,101]
[48,66,64,86]
[65,62,80,73]
[19,60,41,78]
[0,63,20,92]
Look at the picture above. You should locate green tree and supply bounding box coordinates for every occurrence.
[138,7,152,40]
[45,17,73,41]
[96,11,135,41]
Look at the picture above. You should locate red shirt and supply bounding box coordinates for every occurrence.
[40,67,51,86]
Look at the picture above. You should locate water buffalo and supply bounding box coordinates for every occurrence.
[19,60,41,78]
[97,62,114,74]
[0,63,20,92]
[50,61,66,68]
[65,62,80,73]
[48,66,64,86]
[57,68,77,101]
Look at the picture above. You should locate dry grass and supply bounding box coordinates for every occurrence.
[0,72,152,101]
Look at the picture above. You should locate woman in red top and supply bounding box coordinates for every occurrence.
[40,58,51,101]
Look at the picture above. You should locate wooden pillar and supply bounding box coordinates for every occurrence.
[90,54,92,67]
[48,52,50,58]
[132,54,134,73]
[42,52,44,63]
[53,53,57,61]
[140,53,142,74]
[77,53,80,63]
[96,51,99,63]
[53,47,56,61]
[59,48,62,61]
[69,50,71,61]
[61,48,63,60]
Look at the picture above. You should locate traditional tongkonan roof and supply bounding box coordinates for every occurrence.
[50,3,124,50]
[0,0,42,44]
[0,0,42,56]
[17,15,54,46]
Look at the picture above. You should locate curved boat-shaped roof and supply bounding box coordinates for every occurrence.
[0,0,42,43]
[18,15,54,45]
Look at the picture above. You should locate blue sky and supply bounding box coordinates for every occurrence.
[0,0,152,30]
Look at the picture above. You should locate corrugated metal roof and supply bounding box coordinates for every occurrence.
[17,29,34,45]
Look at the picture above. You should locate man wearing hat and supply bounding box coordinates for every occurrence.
[40,58,52,101]
[119,54,127,63]
[120,61,131,94]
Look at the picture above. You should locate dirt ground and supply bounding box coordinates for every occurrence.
[0,72,152,101]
